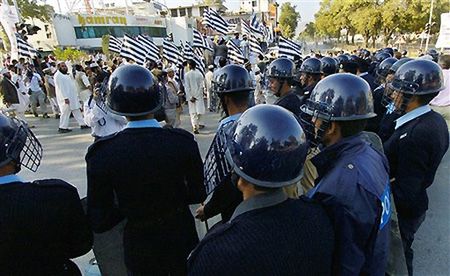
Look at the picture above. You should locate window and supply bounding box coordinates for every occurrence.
[74,26,167,39]
[179,8,186,17]
[252,1,257,7]
[46,33,52,39]
[44,25,49,31]
[170,9,178,17]
[187,8,192,17]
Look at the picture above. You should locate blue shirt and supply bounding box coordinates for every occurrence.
[217,113,242,130]
[0,174,22,185]
[395,105,431,129]
[126,119,161,129]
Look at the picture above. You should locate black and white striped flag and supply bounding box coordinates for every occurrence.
[240,19,253,36]
[108,35,122,53]
[16,34,37,58]
[183,43,205,76]
[207,8,229,35]
[192,29,212,51]
[248,35,263,57]
[278,36,302,59]
[202,8,213,28]
[120,34,147,65]
[227,40,245,64]
[162,39,179,66]
[137,34,160,62]
[250,14,264,36]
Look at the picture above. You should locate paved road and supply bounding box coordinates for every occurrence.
[18,109,450,275]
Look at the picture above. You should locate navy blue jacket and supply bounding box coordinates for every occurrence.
[309,135,391,275]
[86,127,206,274]
[384,110,449,218]
[188,196,334,276]
[274,92,303,118]
[360,72,377,91]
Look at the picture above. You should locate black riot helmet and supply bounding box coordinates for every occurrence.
[106,64,161,116]
[388,58,414,75]
[376,57,398,79]
[336,54,349,66]
[382,47,394,57]
[384,59,445,114]
[213,64,254,95]
[301,73,375,121]
[320,57,338,76]
[266,57,295,80]
[0,114,42,173]
[300,74,375,145]
[389,59,445,95]
[226,105,309,188]
[375,51,392,63]
[299,57,322,74]
[426,49,439,62]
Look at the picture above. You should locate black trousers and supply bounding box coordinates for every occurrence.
[398,212,426,276]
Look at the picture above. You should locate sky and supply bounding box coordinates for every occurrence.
[44,0,321,23]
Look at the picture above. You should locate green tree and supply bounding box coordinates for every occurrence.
[7,0,53,21]
[53,48,87,61]
[299,22,316,41]
[278,3,300,39]
[102,35,110,55]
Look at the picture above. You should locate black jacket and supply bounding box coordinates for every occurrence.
[86,127,206,274]
[384,110,449,218]
[188,196,334,275]
[274,92,303,118]
[0,78,19,105]
[0,179,92,275]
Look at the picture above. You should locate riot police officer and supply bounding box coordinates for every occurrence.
[0,114,92,275]
[86,65,206,275]
[320,56,338,78]
[301,73,391,275]
[266,58,302,117]
[188,105,334,275]
[298,57,322,95]
[366,57,398,133]
[376,58,414,142]
[197,64,252,223]
[383,60,449,276]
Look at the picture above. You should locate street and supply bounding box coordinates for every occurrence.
[18,109,450,276]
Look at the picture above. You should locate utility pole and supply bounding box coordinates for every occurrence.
[425,0,434,51]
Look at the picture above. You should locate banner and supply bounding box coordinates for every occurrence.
[436,13,450,49]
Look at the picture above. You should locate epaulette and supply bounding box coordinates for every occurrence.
[31,179,76,191]
[86,132,120,158]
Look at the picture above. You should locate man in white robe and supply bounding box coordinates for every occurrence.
[184,60,205,134]
[53,62,89,133]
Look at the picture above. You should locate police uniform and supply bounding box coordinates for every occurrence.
[381,59,449,276]
[189,105,334,276]
[188,193,334,276]
[308,135,391,275]
[274,91,303,118]
[86,120,206,274]
[384,107,449,274]
[0,176,92,275]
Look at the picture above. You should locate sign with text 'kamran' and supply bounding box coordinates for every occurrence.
[77,14,127,26]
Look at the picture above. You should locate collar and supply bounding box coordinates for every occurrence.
[218,113,242,130]
[395,105,431,129]
[0,174,23,185]
[230,189,287,222]
[126,119,161,129]
[312,135,365,180]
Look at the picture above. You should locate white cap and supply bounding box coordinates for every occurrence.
[89,62,99,68]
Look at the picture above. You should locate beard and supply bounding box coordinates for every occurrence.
[59,68,68,74]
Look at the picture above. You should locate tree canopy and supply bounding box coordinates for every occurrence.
[314,0,449,47]
[7,0,53,22]
[278,3,300,39]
